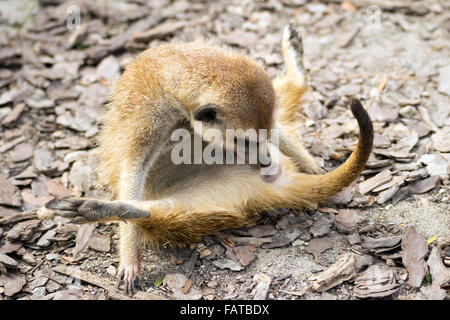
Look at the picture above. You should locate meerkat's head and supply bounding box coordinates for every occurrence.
[185,48,279,180]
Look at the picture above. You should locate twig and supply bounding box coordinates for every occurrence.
[52,265,167,300]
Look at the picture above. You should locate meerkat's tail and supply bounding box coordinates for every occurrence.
[279,98,373,205]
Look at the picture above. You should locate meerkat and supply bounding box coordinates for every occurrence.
[49,25,373,295]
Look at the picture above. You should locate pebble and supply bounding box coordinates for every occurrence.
[399,105,416,118]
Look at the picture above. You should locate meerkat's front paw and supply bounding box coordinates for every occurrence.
[46,198,150,223]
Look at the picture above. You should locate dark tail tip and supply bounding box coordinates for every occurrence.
[349,98,373,151]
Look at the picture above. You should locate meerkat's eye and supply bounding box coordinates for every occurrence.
[194,104,219,124]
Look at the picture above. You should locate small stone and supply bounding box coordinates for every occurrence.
[45,253,59,261]
[420,154,449,180]
[36,230,57,247]
[431,127,450,152]
[399,105,416,118]
[437,64,450,96]
[106,265,117,276]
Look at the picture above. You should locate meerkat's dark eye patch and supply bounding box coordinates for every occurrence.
[194,104,220,124]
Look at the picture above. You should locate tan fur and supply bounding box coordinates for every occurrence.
[82,28,373,290]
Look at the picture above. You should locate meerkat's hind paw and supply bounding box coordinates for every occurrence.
[117,269,140,296]
[282,23,307,82]
[283,23,303,55]
[46,198,150,223]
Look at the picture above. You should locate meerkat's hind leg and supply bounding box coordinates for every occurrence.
[47,198,150,224]
[274,24,309,125]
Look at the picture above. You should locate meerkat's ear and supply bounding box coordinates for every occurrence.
[194,104,220,123]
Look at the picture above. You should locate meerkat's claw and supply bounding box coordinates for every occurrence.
[47,198,150,223]
[117,264,140,296]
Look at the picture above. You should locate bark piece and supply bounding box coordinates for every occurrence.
[431,127,450,152]
[212,258,244,271]
[71,224,96,262]
[6,219,41,242]
[2,103,25,125]
[334,209,362,233]
[232,246,256,267]
[88,233,111,252]
[420,154,449,180]
[359,169,392,194]
[247,225,277,237]
[0,253,18,269]
[427,246,450,289]
[310,216,331,238]
[361,235,402,250]
[310,253,373,292]
[0,175,22,207]
[130,16,209,43]
[353,265,400,298]
[377,184,400,204]
[409,176,440,195]
[401,227,428,288]
[0,272,27,296]
[163,273,202,300]
[253,273,272,300]
[262,226,305,249]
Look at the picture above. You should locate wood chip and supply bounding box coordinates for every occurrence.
[253,273,272,300]
[353,265,400,298]
[130,16,209,43]
[247,225,277,237]
[401,227,428,288]
[334,209,362,233]
[427,246,450,289]
[310,253,372,292]
[359,169,392,194]
[361,235,402,250]
[72,224,96,262]
[232,246,256,267]
[0,272,27,296]
[262,226,305,249]
[372,175,406,193]
[0,175,22,207]
[409,176,440,195]
[163,273,202,300]
[2,102,26,125]
[212,258,244,271]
